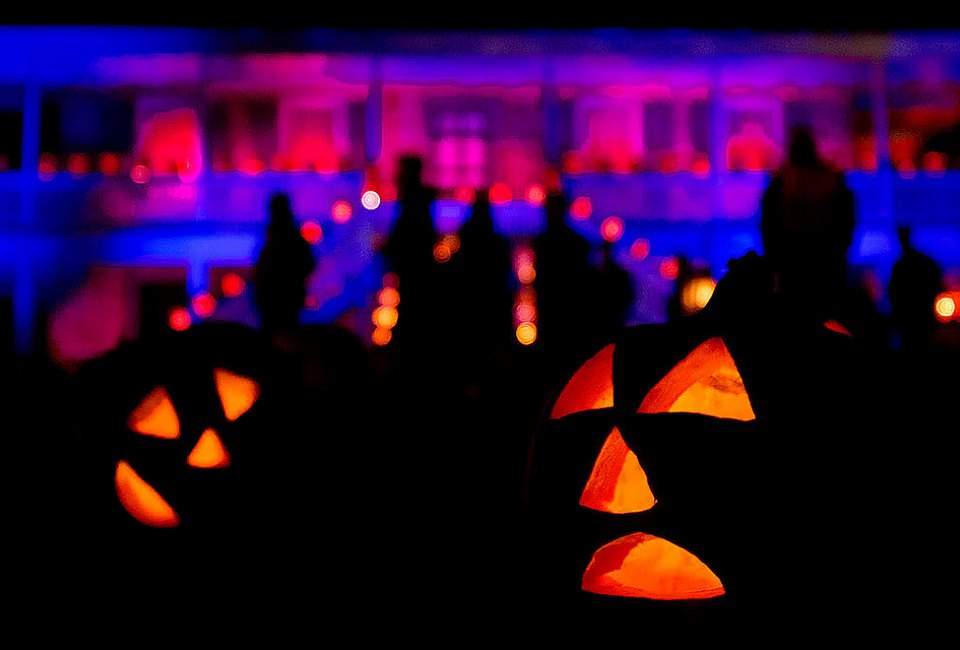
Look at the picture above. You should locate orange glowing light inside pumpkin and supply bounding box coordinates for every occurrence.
[213,368,260,422]
[638,337,755,421]
[550,344,615,419]
[128,386,180,439]
[115,460,180,528]
[186,427,231,469]
[580,426,655,514]
[581,532,725,600]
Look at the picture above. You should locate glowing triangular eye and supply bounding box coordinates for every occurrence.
[581,532,725,600]
[638,337,755,421]
[128,386,180,439]
[580,427,655,514]
[550,344,614,419]
[187,428,231,469]
[115,461,180,528]
[214,368,260,422]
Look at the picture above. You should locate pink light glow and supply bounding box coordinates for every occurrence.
[300,221,323,245]
[525,184,546,205]
[331,200,353,223]
[630,238,651,260]
[571,196,592,220]
[168,307,191,331]
[601,216,625,243]
[130,164,150,184]
[660,257,680,280]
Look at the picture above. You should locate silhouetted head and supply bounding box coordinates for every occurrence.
[268,192,295,232]
[470,188,494,230]
[787,126,819,167]
[897,224,912,250]
[397,155,424,199]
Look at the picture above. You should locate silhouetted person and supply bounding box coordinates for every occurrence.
[888,225,944,354]
[591,240,636,343]
[447,187,515,395]
[760,125,855,327]
[379,155,440,374]
[532,190,595,378]
[253,192,316,343]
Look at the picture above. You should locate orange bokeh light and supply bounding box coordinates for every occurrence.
[935,293,957,322]
[378,286,400,308]
[516,321,537,345]
[331,200,353,223]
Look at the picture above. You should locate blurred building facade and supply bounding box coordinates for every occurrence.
[1,27,959,364]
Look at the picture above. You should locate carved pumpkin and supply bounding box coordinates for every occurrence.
[524,252,899,627]
[63,321,318,605]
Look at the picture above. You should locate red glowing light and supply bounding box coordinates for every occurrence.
[571,196,592,221]
[221,273,245,298]
[454,186,476,204]
[383,272,400,289]
[526,184,547,205]
[300,221,323,245]
[168,307,191,332]
[130,164,150,184]
[630,238,651,260]
[331,200,353,224]
[660,257,680,280]
[191,292,217,318]
[99,153,122,175]
[691,154,711,176]
[361,190,381,210]
[601,216,625,243]
[38,153,57,177]
[922,151,948,173]
[489,182,513,205]
[67,153,91,175]
[239,157,266,176]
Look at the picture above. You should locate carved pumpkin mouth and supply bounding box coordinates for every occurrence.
[115,368,260,528]
[544,334,756,601]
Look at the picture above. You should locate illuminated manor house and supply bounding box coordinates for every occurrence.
[1,27,958,364]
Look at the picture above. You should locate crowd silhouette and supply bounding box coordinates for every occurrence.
[4,132,959,636]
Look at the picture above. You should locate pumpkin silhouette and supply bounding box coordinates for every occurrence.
[524,252,899,629]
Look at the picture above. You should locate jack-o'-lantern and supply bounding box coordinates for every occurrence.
[524,252,896,627]
[68,322,308,579]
